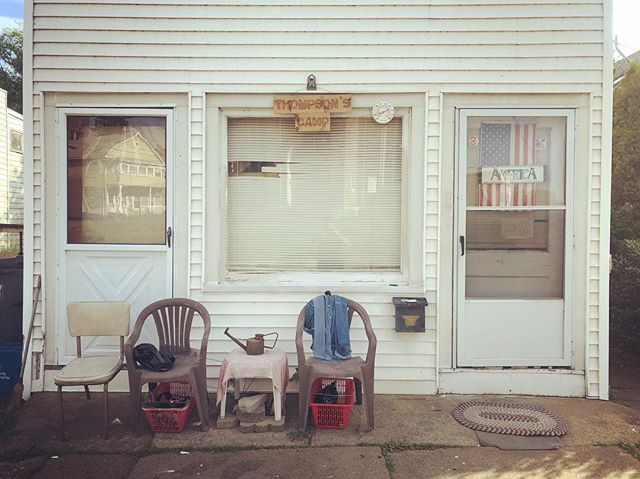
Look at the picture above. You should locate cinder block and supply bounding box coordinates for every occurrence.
[216,414,239,429]
[239,416,285,433]
[239,411,266,423]
[238,394,267,414]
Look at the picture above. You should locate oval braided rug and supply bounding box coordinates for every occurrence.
[451,402,569,436]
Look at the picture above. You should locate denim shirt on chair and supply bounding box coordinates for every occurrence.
[303,294,352,361]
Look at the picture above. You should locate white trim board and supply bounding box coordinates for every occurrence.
[439,369,585,397]
[454,108,575,367]
[54,107,176,363]
[437,93,592,379]
[203,92,427,291]
[597,0,613,401]
[21,0,36,399]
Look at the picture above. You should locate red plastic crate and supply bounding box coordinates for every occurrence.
[309,378,355,429]
[155,380,193,397]
[142,381,194,433]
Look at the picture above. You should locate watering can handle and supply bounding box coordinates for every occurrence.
[262,331,279,349]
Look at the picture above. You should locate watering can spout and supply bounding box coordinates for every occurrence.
[224,327,248,352]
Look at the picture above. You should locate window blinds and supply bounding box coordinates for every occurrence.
[227,116,403,272]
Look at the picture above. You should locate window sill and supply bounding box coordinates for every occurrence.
[202,277,425,295]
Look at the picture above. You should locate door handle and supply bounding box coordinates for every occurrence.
[460,235,465,256]
[167,226,172,248]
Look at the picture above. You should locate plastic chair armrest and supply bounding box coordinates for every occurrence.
[365,335,377,366]
[198,318,211,369]
[124,315,147,369]
[295,309,307,370]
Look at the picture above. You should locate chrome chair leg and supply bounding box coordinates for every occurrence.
[103,383,110,439]
[58,386,66,441]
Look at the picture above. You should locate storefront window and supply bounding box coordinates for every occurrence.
[226,116,402,272]
[66,116,167,244]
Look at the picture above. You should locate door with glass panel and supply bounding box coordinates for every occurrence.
[456,109,573,367]
[59,110,173,361]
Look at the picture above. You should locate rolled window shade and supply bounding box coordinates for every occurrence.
[227,116,402,272]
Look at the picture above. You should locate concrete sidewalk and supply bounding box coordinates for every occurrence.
[1,392,639,478]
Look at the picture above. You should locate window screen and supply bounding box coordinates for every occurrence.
[227,116,403,272]
[66,115,167,244]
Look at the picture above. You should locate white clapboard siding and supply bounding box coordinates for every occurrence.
[7,111,23,226]
[0,91,7,226]
[0,91,22,232]
[34,30,605,45]
[29,0,608,397]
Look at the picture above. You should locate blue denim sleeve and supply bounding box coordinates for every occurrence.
[332,295,352,360]
[303,300,314,335]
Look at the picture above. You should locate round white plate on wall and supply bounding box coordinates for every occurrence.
[372,101,394,124]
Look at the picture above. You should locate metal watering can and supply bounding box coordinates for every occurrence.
[224,327,279,355]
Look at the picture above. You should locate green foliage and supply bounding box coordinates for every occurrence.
[0,22,23,113]
[618,442,640,461]
[611,62,640,356]
[286,425,314,443]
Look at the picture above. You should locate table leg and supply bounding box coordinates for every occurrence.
[219,380,227,419]
[272,383,282,422]
[234,378,241,401]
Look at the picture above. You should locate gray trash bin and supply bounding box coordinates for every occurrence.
[0,255,23,343]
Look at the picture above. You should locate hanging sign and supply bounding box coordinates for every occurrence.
[501,213,535,240]
[273,94,352,132]
[481,165,544,184]
[295,113,331,132]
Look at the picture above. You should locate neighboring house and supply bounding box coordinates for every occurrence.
[614,50,640,84]
[0,88,23,252]
[22,1,613,400]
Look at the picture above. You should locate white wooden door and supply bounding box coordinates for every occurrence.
[456,109,574,367]
[58,109,174,362]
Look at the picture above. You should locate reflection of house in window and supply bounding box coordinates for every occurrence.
[9,130,22,153]
[228,160,280,177]
[81,130,166,217]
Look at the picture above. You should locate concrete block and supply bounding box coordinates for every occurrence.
[216,414,239,429]
[239,416,286,433]
[238,394,267,414]
[238,411,266,423]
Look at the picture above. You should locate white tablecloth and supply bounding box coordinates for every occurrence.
[216,348,289,405]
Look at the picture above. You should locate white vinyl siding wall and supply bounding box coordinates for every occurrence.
[7,111,24,226]
[0,90,7,225]
[28,0,609,397]
[0,90,23,227]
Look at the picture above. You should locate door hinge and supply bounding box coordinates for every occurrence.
[35,352,42,380]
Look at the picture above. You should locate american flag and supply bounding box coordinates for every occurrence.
[478,123,537,206]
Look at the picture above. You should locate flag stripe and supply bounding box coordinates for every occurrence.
[478,123,537,207]
[515,124,521,166]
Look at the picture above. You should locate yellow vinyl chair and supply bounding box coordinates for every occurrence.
[54,302,130,440]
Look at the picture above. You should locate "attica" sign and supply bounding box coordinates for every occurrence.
[481,165,544,184]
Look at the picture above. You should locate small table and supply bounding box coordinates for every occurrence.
[216,348,289,421]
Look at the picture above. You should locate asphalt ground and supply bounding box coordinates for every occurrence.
[0,392,638,478]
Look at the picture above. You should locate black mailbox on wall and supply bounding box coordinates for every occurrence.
[392,297,428,332]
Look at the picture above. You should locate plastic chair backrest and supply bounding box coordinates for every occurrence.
[134,298,211,356]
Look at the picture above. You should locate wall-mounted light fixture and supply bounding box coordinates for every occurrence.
[306,74,317,91]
